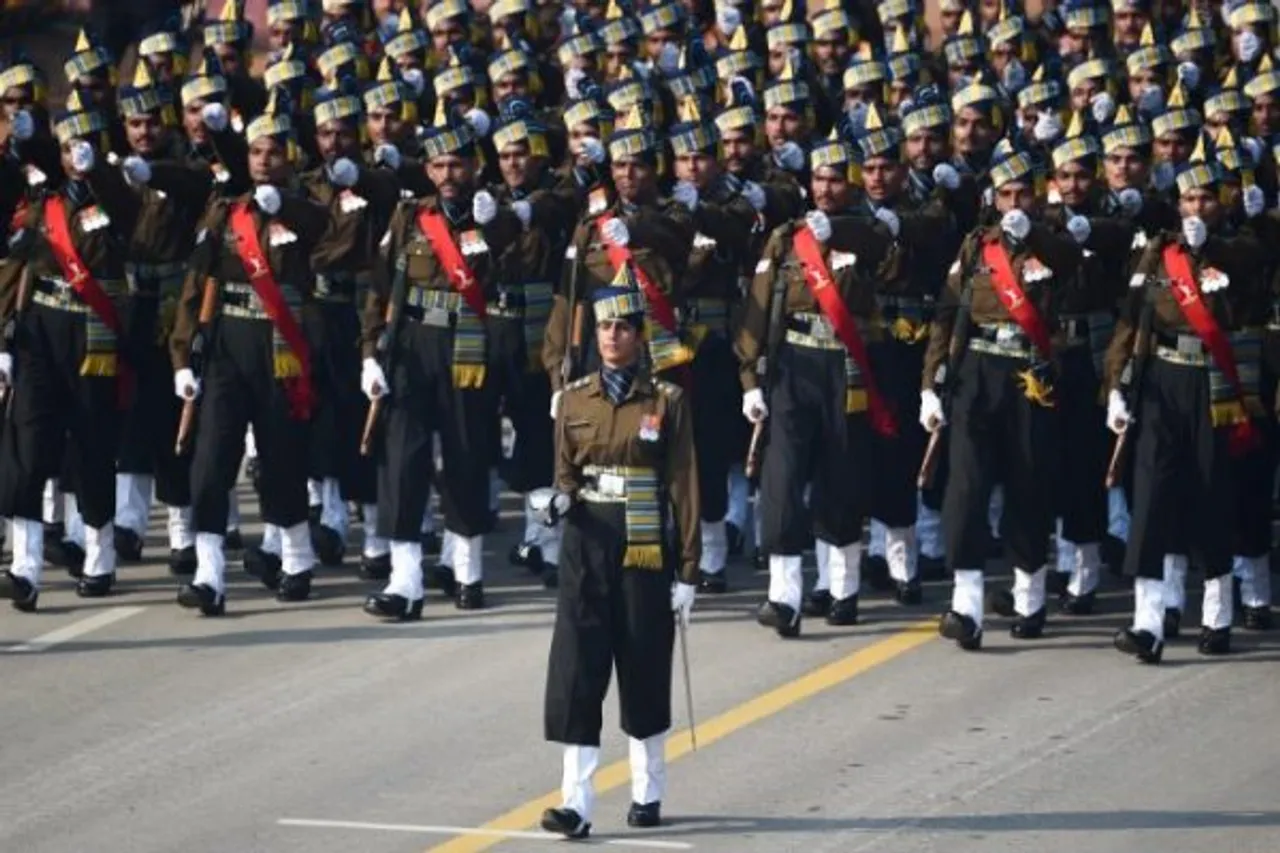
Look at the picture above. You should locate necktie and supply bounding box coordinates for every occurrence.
[601,365,637,405]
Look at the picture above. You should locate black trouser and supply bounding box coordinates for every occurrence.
[1124,358,1245,580]
[759,342,872,554]
[307,300,376,504]
[489,315,553,494]
[0,303,120,527]
[544,500,674,746]
[1055,347,1108,545]
[117,294,190,508]
[868,338,927,528]
[189,316,314,533]
[376,322,497,540]
[943,350,1061,571]
[690,333,737,523]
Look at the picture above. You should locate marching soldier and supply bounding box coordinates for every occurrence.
[170,89,330,615]
[736,133,896,637]
[921,142,1084,650]
[539,282,699,839]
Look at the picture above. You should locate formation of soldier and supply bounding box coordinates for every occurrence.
[2,0,1280,837]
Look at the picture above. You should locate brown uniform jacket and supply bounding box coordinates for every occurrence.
[681,184,758,303]
[1040,199,1135,316]
[302,164,402,277]
[735,213,896,392]
[125,159,221,271]
[170,189,330,370]
[555,370,701,583]
[922,222,1084,390]
[1103,230,1278,393]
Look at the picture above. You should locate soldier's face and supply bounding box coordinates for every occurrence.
[810,166,850,212]
[1178,186,1220,226]
[812,38,847,77]
[184,100,210,144]
[146,55,175,85]
[1104,148,1148,191]
[764,106,802,148]
[1113,10,1148,45]
[1251,95,1279,136]
[860,156,905,203]
[1155,132,1192,164]
[610,158,655,203]
[645,31,679,60]
[61,140,93,178]
[1127,70,1161,104]
[674,152,717,190]
[1070,81,1100,111]
[596,318,640,367]
[270,22,298,51]
[1054,161,1093,207]
[499,143,534,188]
[952,107,993,157]
[367,107,405,145]
[125,114,163,156]
[432,21,466,53]
[568,125,599,156]
[315,119,358,162]
[1058,29,1089,59]
[1,86,32,120]
[905,129,945,171]
[604,46,635,80]
[994,181,1034,214]
[721,131,754,174]
[843,84,880,111]
[214,45,241,77]
[248,137,289,184]
[493,72,528,101]
[427,154,474,200]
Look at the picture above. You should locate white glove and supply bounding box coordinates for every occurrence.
[1136,85,1165,115]
[1182,215,1207,249]
[328,156,359,188]
[742,387,767,423]
[1106,388,1130,435]
[1176,60,1201,90]
[1066,214,1091,244]
[11,109,33,142]
[550,389,563,419]
[1033,110,1063,143]
[742,180,766,211]
[673,180,699,211]
[374,143,402,171]
[1238,30,1262,64]
[671,581,696,625]
[1001,209,1031,242]
[174,368,200,400]
[254,184,282,215]
[716,3,742,36]
[0,352,12,386]
[775,141,805,172]
[874,206,900,238]
[727,74,755,104]
[1117,187,1144,217]
[1152,160,1175,192]
[464,107,492,138]
[401,67,426,96]
[578,136,605,165]
[202,101,229,132]
[602,217,630,247]
[537,491,573,527]
[656,42,680,74]
[1090,91,1116,125]
[932,162,960,190]
[512,199,532,227]
[121,155,152,186]
[1001,58,1027,93]
[472,189,497,225]
[565,66,588,101]
[361,357,387,401]
[1243,136,1264,165]
[919,389,945,432]
[1243,184,1265,217]
[805,209,832,243]
[69,140,95,174]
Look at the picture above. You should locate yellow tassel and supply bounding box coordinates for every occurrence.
[685,323,709,353]
[452,364,487,388]
[623,544,664,570]
[274,351,302,378]
[890,316,929,343]
[1210,396,1262,426]
[1016,368,1056,408]
[80,353,117,377]
[845,387,868,413]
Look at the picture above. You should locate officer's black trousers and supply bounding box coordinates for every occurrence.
[544,501,674,746]
[689,333,736,523]
[117,296,190,508]
[868,338,928,528]
[307,301,376,504]
[1123,358,1242,580]
[1056,347,1108,545]
[489,316,553,494]
[943,350,1061,571]
[376,322,497,540]
[759,343,871,554]
[0,304,119,527]
[189,316,313,533]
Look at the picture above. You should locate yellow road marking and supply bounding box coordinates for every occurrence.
[425,620,938,853]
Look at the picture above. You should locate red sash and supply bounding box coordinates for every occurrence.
[981,238,1054,359]
[227,202,314,420]
[792,225,897,437]
[597,215,678,333]
[43,196,132,408]
[416,209,487,319]
[1161,243,1260,454]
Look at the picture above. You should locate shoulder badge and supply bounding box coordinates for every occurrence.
[567,375,593,391]
[654,379,683,399]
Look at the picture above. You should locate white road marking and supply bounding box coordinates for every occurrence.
[3,606,147,653]
[277,818,694,849]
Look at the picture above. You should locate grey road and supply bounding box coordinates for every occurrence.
[2,483,1278,853]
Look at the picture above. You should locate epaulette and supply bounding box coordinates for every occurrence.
[567,375,593,390]
[654,378,683,399]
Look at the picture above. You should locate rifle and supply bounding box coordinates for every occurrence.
[745,243,790,480]
[2,264,31,418]
[1104,277,1155,488]
[360,253,409,456]
[174,275,218,455]
[917,240,977,489]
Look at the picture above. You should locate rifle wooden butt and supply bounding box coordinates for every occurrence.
[917,429,943,490]
[744,419,765,479]
[174,399,196,456]
[360,398,382,457]
[1104,432,1128,490]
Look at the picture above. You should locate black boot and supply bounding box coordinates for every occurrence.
[986,588,1016,619]
[1114,628,1163,663]
[893,579,923,605]
[1242,606,1273,631]
[509,542,544,573]
[1197,626,1231,656]
[277,570,313,602]
[363,593,423,621]
[76,573,115,598]
[168,546,197,576]
[802,588,832,617]
[177,582,225,616]
[311,524,344,566]
[1058,590,1096,615]
[627,802,661,828]
[456,582,485,610]
[223,528,244,551]
[697,569,727,594]
[757,600,801,637]
[862,553,892,591]
[114,527,144,562]
[0,571,38,612]
[939,610,982,650]
[359,552,391,581]
[243,547,282,591]
[1162,608,1182,640]
[540,808,590,839]
[917,554,946,582]
[826,594,859,626]
[429,563,458,598]
[1046,572,1069,598]
[1010,607,1046,639]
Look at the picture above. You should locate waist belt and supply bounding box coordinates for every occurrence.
[314,270,371,303]
[402,288,463,327]
[683,298,730,332]
[785,311,844,350]
[33,276,124,314]
[968,322,1036,359]
[221,281,272,319]
[125,260,186,295]
[1154,332,1210,367]
[1059,310,1113,343]
[580,464,649,502]
[488,287,528,320]
[578,463,663,569]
